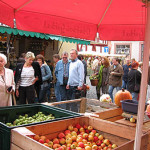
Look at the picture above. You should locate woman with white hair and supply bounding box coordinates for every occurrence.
[15,52,42,104]
[0,53,15,107]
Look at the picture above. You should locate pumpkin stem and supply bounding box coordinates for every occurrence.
[122,88,125,92]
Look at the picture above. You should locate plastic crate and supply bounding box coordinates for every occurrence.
[121,100,148,114]
[0,103,81,150]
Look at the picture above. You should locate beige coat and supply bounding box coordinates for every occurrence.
[0,68,15,107]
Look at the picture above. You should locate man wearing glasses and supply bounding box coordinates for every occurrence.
[55,52,70,108]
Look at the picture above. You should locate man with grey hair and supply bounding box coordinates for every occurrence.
[66,49,84,112]
[55,52,70,107]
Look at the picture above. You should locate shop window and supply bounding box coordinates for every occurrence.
[116,45,130,55]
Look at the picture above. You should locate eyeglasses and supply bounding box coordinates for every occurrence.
[62,57,67,59]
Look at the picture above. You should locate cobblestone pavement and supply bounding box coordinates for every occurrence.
[86,76,98,100]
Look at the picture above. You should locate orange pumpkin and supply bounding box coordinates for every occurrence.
[146,105,150,113]
[114,88,132,107]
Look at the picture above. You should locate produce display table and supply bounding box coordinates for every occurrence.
[10,116,149,150]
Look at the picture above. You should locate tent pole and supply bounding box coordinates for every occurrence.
[134,3,150,150]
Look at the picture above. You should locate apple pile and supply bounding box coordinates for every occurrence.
[29,124,118,150]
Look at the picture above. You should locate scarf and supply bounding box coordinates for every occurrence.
[97,65,104,89]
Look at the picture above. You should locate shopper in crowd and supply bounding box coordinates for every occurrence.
[52,54,61,102]
[0,53,15,107]
[128,61,141,101]
[108,57,124,102]
[92,56,99,73]
[138,62,143,73]
[66,49,84,112]
[55,52,70,108]
[36,54,52,103]
[122,58,131,89]
[78,54,87,84]
[15,52,42,104]
[17,53,26,64]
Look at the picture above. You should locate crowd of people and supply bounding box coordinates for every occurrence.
[0,49,148,112]
[92,57,143,102]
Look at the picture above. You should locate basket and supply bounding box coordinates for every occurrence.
[90,79,99,86]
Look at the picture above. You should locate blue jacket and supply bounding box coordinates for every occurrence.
[55,60,70,85]
[41,64,52,89]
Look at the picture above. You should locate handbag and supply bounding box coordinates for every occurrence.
[134,71,140,93]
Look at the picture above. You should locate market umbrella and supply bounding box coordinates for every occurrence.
[0,0,146,41]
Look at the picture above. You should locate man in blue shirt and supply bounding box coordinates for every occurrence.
[55,52,70,108]
[66,49,84,112]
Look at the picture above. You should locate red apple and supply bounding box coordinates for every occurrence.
[87,142,92,147]
[45,139,50,143]
[98,135,103,141]
[76,123,81,129]
[95,133,99,137]
[59,138,66,145]
[65,130,71,135]
[62,145,67,150]
[58,132,65,139]
[71,131,77,136]
[88,135,94,141]
[79,127,85,133]
[89,132,94,136]
[76,137,83,143]
[74,128,78,132]
[82,139,87,144]
[93,136,99,142]
[91,130,96,134]
[40,136,46,142]
[96,140,102,146]
[34,135,40,141]
[68,125,74,131]
[66,137,72,144]
[83,133,88,139]
[71,143,76,149]
[103,146,108,150]
[39,139,44,144]
[85,146,92,150]
[53,138,59,144]
[53,144,61,149]
[66,133,72,138]
[85,129,89,134]
[48,141,53,148]
[71,135,77,141]
[103,139,110,146]
[108,144,112,148]
[92,145,98,150]
[78,142,84,148]
[107,148,112,150]
[76,147,82,150]
[87,126,93,131]
[112,144,117,149]
[83,125,88,130]
[44,143,49,147]
[72,142,78,146]
[101,143,105,148]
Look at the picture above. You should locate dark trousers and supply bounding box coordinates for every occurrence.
[39,86,48,103]
[67,86,82,112]
[19,85,35,104]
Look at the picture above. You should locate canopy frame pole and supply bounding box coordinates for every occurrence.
[15,0,32,12]
[134,2,150,150]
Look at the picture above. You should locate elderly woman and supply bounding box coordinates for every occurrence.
[36,54,52,103]
[0,53,15,107]
[15,52,42,104]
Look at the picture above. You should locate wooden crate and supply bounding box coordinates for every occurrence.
[11,116,149,150]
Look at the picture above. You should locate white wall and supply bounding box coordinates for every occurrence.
[110,41,141,61]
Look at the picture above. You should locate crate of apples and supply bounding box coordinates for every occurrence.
[29,124,118,150]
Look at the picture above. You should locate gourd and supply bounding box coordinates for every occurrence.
[114,88,132,107]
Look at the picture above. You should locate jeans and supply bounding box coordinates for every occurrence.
[59,85,69,109]
[67,86,81,112]
[54,82,61,102]
[39,86,49,103]
[108,85,121,103]
[46,83,51,102]
[131,92,139,101]
[19,85,35,104]
[122,80,128,90]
